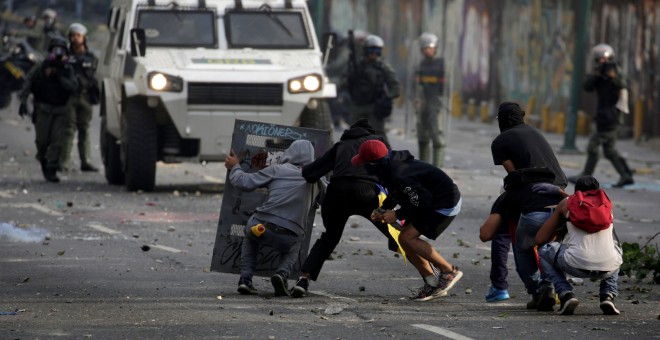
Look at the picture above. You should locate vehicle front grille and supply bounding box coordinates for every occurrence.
[187,82,283,106]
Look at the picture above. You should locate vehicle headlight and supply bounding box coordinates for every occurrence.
[147,72,183,92]
[288,74,322,94]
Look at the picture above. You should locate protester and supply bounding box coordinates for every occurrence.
[414,32,446,167]
[570,44,634,188]
[353,139,462,301]
[61,23,100,172]
[535,176,623,315]
[19,37,78,183]
[224,140,316,297]
[486,102,567,308]
[291,118,399,298]
[341,35,400,146]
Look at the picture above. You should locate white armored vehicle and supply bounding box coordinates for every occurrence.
[99,0,335,191]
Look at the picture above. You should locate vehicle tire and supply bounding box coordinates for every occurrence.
[122,103,157,192]
[100,116,124,185]
[300,100,332,131]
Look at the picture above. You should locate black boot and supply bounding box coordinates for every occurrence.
[44,167,60,183]
[81,163,99,172]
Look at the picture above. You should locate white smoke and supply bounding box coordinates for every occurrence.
[0,222,48,243]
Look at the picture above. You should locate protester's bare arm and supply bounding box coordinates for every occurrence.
[535,198,567,244]
[479,213,502,242]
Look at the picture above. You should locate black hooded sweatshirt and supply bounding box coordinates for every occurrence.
[302,119,384,183]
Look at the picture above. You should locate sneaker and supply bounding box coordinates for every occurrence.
[411,283,447,301]
[271,273,290,297]
[613,177,634,188]
[291,277,309,298]
[237,277,257,295]
[599,293,620,315]
[557,292,579,315]
[436,266,463,294]
[536,286,556,312]
[485,286,510,302]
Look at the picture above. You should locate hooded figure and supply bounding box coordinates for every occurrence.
[497,102,526,132]
[226,139,316,297]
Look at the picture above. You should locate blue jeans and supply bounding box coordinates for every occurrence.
[513,211,552,296]
[539,242,619,298]
[490,225,511,291]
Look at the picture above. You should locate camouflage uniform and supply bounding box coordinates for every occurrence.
[19,54,78,182]
[61,50,99,170]
[341,59,399,146]
[415,56,446,167]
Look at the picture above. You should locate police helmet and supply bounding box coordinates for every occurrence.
[42,8,57,19]
[592,44,615,61]
[48,37,68,52]
[419,32,438,49]
[68,23,88,36]
[364,35,384,48]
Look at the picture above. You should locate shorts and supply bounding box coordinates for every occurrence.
[406,212,456,240]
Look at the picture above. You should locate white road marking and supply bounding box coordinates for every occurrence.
[149,244,185,253]
[0,190,16,198]
[1,203,63,216]
[87,223,121,235]
[412,324,474,340]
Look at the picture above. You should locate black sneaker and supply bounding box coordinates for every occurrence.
[557,292,579,315]
[411,283,446,301]
[613,177,634,188]
[237,277,257,295]
[600,293,620,315]
[271,273,290,297]
[291,277,309,298]
[536,286,556,312]
[44,168,60,183]
[526,295,539,309]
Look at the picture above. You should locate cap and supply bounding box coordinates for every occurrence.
[68,23,87,36]
[351,140,388,166]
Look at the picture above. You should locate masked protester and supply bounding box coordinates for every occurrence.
[19,37,79,182]
[60,23,100,172]
[569,44,634,188]
[414,32,446,167]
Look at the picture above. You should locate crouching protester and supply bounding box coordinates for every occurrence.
[353,140,463,301]
[479,172,564,311]
[224,140,316,297]
[535,176,623,315]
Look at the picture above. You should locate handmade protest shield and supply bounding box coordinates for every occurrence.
[211,120,330,277]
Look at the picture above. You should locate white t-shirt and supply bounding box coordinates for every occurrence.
[562,212,623,271]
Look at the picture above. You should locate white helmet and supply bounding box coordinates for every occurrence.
[364,35,384,48]
[68,23,87,36]
[42,8,57,19]
[419,32,438,49]
[592,43,615,61]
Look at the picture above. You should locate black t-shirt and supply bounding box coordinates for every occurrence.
[491,124,567,188]
[491,184,563,218]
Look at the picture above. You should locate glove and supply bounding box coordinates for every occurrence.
[19,103,27,118]
[531,182,560,195]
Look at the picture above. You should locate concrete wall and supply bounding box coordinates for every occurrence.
[310,0,660,139]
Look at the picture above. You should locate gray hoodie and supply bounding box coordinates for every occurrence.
[229,140,315,235]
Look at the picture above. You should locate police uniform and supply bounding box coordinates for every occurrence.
[415,56,445,166]
[342,59,399,146]
[19,51,78,182]
[61,50,99,171]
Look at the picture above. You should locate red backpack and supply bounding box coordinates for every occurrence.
[566,189,613,233]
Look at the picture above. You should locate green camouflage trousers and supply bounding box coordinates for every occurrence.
[60,94,94,168]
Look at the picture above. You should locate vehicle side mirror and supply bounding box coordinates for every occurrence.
[321,32,337,67]
[130,28,146,57]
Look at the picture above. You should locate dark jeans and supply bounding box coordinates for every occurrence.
[490,223,510,291]
[301,179,396,280]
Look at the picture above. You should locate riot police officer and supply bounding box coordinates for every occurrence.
[60,23,100,172]
[341,34,400,146]
[19,37,79,182]
[415,33,446,167]
[570,44,634,187]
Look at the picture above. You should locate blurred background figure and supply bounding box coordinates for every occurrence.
[414,32,446,167]
[41,8,62,52]
[324,30,351,131]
